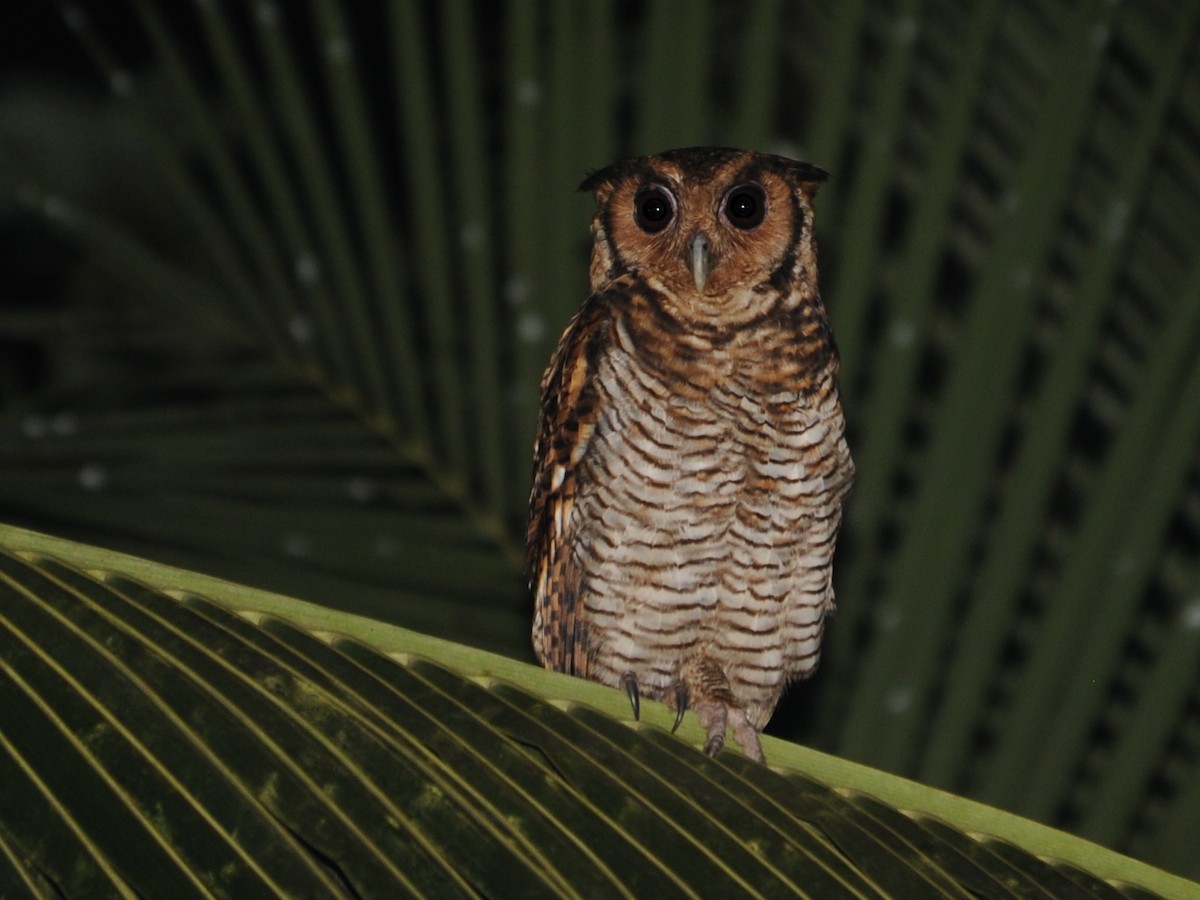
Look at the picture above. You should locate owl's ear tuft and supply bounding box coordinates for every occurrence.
[579,157,658,195]
[798,163,830,183]
[579,164,621,194]
[768,158,829,187]
[786,162,829,202]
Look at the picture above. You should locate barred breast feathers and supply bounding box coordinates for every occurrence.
[534,276,849,703]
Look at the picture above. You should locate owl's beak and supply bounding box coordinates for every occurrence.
[687,232,712,291]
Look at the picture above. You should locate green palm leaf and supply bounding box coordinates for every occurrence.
[3,523,1194,897]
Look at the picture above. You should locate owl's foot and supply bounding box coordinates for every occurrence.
[667,656,767,762]
[692,701,765,763]
[619,671,640,720]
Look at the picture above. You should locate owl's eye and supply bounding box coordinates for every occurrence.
[724,184,766,229]
[634,187,675,233]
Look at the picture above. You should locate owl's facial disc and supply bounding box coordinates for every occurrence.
[687,232,712,291]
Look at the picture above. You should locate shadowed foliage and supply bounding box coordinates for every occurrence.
[1,523,1193,897]
[1,0,1200,888]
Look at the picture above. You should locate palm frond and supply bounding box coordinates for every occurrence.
[2,523,1193,898]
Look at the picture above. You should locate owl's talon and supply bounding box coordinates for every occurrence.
[619,672,640,720]
[703,732,725,757]
[671,683,688,733]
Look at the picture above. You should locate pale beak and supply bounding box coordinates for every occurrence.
[687,232,712,291]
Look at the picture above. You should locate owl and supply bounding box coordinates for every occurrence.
[527,147,853,762]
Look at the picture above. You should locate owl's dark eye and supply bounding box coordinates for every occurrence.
[724,184,766,229]
[634,186,675,233]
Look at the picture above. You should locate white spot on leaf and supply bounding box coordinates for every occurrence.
[288,314,314,345]
[257,2,280,27]
[326,36,350,63]
[51,413,78,437]
[885,687,912,716]
[890,319,916,349]
[894,16,917,44]
[62,5,87,31]
[460,222,484,251]
[1103,198,1129,245]
[505,276,530,306]
[294,253,321,286]
[518,313,545,344]
[79,464,108,491]
[22,416,48,439]
[516,80,542,107]
[347,477,377,502]
[110,71,133,97]
[282,533,310,558]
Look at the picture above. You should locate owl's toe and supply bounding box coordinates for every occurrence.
[664,657,767,761]
[702,728,725,756]
[693,701,728,757]
[692,701,765,763]
[728,707,765,763]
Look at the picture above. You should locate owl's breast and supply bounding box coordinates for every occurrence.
[569,329,849,703]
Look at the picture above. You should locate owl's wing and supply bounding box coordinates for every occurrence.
[527,292,613,677]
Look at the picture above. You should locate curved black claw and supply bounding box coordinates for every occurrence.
[671,683,688,734]
[619,672,640,720]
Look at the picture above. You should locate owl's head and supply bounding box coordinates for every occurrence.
[581,147,827,325]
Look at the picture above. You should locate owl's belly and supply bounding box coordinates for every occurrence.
[571,387,837,717]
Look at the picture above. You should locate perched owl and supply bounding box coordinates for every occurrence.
[527,147,853,762]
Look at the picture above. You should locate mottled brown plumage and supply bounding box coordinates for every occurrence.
[528,147,853,761]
